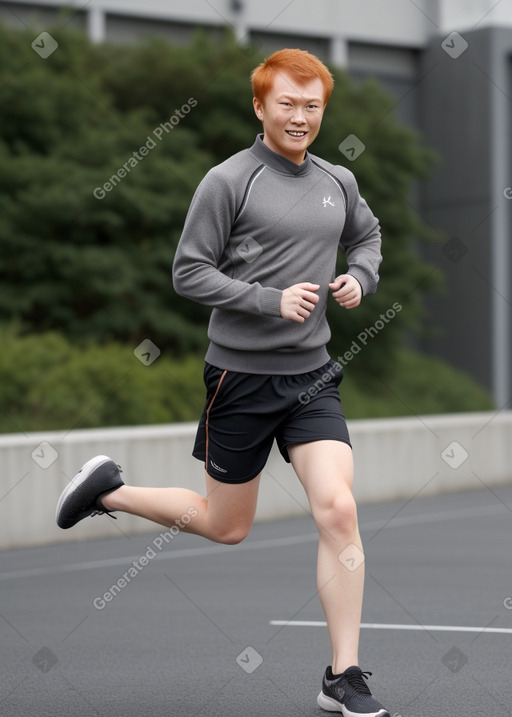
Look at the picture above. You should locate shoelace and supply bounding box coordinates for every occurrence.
[344,670,373,695]
[90,509,117,520]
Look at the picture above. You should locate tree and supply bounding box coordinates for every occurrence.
[0,24,440,380]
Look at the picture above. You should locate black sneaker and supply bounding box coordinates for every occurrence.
[56,455,124,529]
[317,666,389,716]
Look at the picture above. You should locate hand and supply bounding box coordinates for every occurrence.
[280,282,320,323]
[329,274,362,309]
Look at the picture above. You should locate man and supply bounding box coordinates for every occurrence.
[56,48,388,717]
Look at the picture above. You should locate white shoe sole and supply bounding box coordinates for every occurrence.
[317,691,390,717]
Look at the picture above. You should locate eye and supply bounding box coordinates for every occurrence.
[307,104,319,110]
[280,102,292,107]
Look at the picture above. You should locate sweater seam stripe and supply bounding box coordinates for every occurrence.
[310,160,348,212]
[233,165,266,224]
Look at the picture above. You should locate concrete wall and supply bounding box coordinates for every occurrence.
[1,411,511,549]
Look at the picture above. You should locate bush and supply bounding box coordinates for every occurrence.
[0,330,493,435]
[0,330,205,433]
[341,349,494,419]
[0,23,441,383]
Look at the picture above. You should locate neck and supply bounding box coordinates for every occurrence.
[262,135,305,166]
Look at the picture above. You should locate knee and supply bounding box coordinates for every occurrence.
[212,524,251,545]
[318,492,358,537]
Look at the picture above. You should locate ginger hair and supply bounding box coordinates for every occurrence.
[251,48,334,105]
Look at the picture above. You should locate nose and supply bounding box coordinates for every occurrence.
[291,107,306,124]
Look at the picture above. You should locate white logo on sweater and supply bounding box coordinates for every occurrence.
[322,196,335,207]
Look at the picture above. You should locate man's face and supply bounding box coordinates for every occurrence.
[253,72,326,165]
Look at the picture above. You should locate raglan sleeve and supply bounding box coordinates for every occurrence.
[172,168,282,317]
[338,168,382,296]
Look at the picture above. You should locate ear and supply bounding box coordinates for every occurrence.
[253,97,264,122]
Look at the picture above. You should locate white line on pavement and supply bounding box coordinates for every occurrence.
[270,620,512,635]
[0,502,508,581]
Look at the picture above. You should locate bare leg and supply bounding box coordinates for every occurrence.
[101,471,261,545]
[288,441,363,673]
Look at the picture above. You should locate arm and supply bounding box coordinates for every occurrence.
[340,170,382,296]
[172,170,282,317]
[336,169,382,299]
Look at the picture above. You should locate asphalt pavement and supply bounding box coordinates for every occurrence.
[1,484,512,716]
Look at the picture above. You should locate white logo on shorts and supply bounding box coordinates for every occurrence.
[210,459,227,474]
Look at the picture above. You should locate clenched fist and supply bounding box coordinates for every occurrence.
[329,274,362,309]
[280,282,320,323]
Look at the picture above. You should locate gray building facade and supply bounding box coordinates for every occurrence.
[2,0,511,405]
[419,26,512,406]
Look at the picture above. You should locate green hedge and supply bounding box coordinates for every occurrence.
[340,349,494,418]
[0,23,441,382]
[0,330,205,433]
[0,330,493,435]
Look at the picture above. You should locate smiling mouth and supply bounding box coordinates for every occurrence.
[285,130,307,137]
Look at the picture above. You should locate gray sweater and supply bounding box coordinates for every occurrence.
[172,135,382,374]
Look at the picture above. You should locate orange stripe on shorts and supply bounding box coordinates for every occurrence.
[205,370,227,472]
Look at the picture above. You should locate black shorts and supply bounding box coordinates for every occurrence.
[192,359,351,484]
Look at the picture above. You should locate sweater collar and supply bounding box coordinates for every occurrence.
[249,134,313,176]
